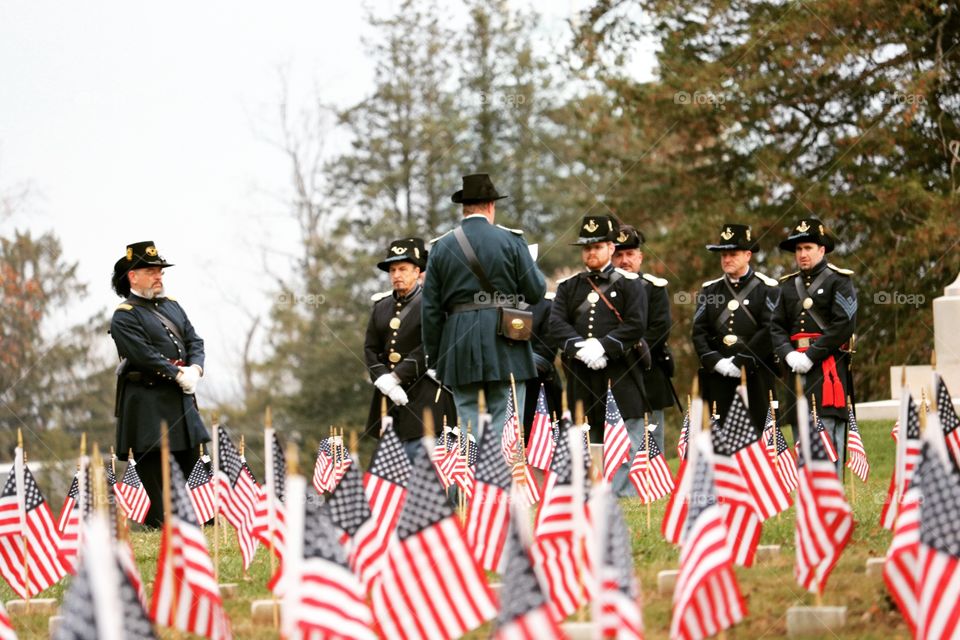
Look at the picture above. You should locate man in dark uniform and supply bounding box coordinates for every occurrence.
[771,218,856,477]
[550,215,647,496]
[110,241,208,527]
[612,224,676,452]
[692,224,780,432]
[364,238,456,459]
[522,288,562,440]
[422,174,546,438]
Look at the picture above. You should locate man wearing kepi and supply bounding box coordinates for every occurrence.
[110,241,208,527]
[770,218,856,477]
[612,224,675,452]
[364,237,456,459]
[422,173,546,438]
[692,224,780,432]
[550,215,647,496]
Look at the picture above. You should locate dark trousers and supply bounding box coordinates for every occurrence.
[135,448,201,528]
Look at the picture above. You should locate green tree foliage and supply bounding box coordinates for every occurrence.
[570,0,960,399]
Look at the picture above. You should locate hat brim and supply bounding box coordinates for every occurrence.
[377,255,425,272]
[571,236,614,246]
[706,243,759,252]
[778,234,834,253]
[451,190,509,204]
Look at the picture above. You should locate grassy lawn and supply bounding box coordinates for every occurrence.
[2,420,912,639]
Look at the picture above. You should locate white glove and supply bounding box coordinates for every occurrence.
[176,364,202,395]
[574,338,605,365]
[387,385,409,406]
[374,373,400,395]
[714,357,740,378]
[588,355,608,370]
[426,368,439,383]
[785,351,814,374]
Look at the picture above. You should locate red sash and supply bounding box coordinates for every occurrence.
[790,332,845,408]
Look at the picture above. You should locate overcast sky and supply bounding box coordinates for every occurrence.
[0,0,636,404]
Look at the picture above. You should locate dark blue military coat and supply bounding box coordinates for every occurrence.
[692,267,780,430]
[771,259,856,423]
[549,265,648,440]
[110,296,209,458]
[639,272,675,411]
[422,216,546,386]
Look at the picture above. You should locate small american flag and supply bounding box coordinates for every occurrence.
[56,463,90,574]
[845,405,870,482]
[915,439,960,639]
[293,498,375,640]
[883,461,923,633]
[187,455,217,525]
[814,413,839,463]
[795,401,853,594]
[602,388,631,483]
[54,514,156,640]
[466,416,513,572]
[526,385,555,471]
[661,458,688,546]
[671,440,746,639]
[115,456,151,525]
[353,423,411,589]
[253,431,287,594]
[215,425,261,570]
[629,423,675,503]
[535,430,589,539]
[881,394,922,530]
[512,461,540,508]
[766,417,799,493]
[0,450,68,598]
[371,446,497,639]
[677,407,690,461]
[431,427,455,489]
[761,405,777,463]
[501,392,522,467]
[150,459,230,640]
[937,375,960,466]
[326,458,372,552]
[311,438,332,494]
[597,495,644,639]
[491,518,562,640]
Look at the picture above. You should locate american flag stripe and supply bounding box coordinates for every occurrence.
[883,487,920,633]
[661,460,688,545]
[598,580,643,640]
[374,519,497,639]
[530,536,585,622]
[795,461,853,592]
[515,464,541,507]
[602,390,631,483]
[534,481,575,539]
[298,565,377,639]
[216,471,261,569]
[352,474,406,587]
[775,448,800,493]
[466,482,510,571]
[917,545,960,639]
[189,482,217,525]
[115,463,151,525]
[723,503,761,567]
[629,452,674,503]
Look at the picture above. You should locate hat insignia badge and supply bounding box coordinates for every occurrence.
[720,227,734,241]
[796,220,811,233]
[583,220,599,233]
[413,247,420,258]
[145,246,158,257]
[745,228,751,241]
[126,248,133,261]
[391,246,406,255]
[819,224,825,235]
[617,231,628,243]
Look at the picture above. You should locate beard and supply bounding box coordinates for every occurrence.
[133,285,164,300]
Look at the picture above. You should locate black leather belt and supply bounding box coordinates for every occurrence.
[449,302,503,314]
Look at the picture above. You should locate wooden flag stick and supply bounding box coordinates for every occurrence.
[381,395,388,419]
[16,430,31,606]
[644,413,652,529]
[160,422,181,638]
[211,413,221,581]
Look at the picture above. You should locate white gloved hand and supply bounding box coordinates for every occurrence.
[374,373,400,395]
[714,357,740,378]
[176,364,202,395]
[587,355,608,370]
[785,351,814,374]
[387,385,409,406]
[574,338,605,365]
[426,368,439,383]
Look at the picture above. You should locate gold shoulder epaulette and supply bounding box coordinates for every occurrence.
[779,270,800,282]
[642,272,668,287]
[544,291,556,300]
[371,290,392,302]
[701,276,723,288]
[555,273,577,286]
[827,263,854,276]
[165,295,176,301]
[496,224,524,235]
[754,272,779,286]
[614,267,639,280]
[428,229,453,245]
[116,303,133,311]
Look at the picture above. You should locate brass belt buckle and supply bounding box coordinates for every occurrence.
[796,337,811,348]
[722,334,738,346]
